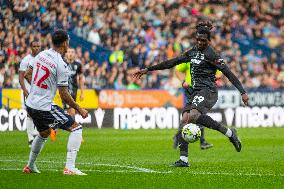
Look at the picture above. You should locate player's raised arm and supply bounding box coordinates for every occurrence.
[132,52,191,80]
[213,58,249,106]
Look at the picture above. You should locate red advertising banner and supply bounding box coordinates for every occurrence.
[99,90,183,108]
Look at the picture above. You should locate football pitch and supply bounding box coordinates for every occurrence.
[0,127,283,189]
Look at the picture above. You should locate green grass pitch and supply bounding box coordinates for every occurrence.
[0,127,283,189]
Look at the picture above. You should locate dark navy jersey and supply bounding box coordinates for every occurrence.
[182,45,224,90]
[147,45,246,94]
[67,61,82,91]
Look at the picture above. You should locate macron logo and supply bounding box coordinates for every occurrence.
[94,108,105,129]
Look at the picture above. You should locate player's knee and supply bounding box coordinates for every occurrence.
[189,109,201,123]
[39,128,51,138]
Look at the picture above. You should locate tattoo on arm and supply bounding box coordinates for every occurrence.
[58,86,80,111]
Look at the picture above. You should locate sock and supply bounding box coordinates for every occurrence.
[26,117,36,141]
[65,127,83,169]
[176,131,189,157]
[225,128,233,137]
[199,125,205,144]
[180,156,188,163]
[27,135,47,167]
[196,114,228,135]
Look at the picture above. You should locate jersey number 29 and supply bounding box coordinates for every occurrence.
[33,63,50,89]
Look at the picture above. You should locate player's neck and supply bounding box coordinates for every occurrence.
[53,47,65,56]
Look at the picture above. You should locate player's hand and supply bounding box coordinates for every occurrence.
[23,89,29,98]
[241,93,249,106]
[79,108,88,118]
[182,81,189,89]
[80,92,84,101]
[132,68,148,80]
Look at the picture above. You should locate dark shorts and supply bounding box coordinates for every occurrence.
[63,89,77,109]
[26,105,75,132]
[182,88,218,115]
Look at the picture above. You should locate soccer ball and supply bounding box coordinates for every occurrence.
[181,123,201,143]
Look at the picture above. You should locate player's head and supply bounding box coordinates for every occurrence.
[196,25,211,50]
[30,40,41,56]
[51,29,69,54]
[66,48,75,62]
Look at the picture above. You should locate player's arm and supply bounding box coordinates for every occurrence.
[58,61,88,118]
[58,86,88,118]
[175,63,189,88]
[214,58,249,105]
[58,86,80,111]
[24,67,33,85]
[19,70,29,97]
[133,51,192,80]
[78,64,84,101]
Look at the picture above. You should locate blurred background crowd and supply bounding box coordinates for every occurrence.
[0,0,283,91]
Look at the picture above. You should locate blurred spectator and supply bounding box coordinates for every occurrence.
[0,0,283,91]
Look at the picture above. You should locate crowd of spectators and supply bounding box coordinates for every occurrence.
[0,0,283,91]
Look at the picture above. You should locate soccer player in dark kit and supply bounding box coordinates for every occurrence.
[132,22,249,167]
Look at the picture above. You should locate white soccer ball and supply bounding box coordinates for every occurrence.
[181,123,201,143]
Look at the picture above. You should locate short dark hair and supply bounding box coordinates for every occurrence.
[30,39,40,47]
[51,29,69,47]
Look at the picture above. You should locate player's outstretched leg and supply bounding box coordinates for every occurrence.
[196,114,241,152]
[64,123,86,175]
[23,129,49,173]
[199,126,213,150]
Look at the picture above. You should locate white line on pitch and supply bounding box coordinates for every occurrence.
[0,159,172,174]
[1,159,283,177]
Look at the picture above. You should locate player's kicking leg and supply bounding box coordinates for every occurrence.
[199,126,213,150]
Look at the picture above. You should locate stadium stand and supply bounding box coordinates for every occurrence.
[0,0,283,89]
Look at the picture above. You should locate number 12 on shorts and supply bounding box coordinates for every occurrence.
[193,95,204,106]
[33,62,50,89]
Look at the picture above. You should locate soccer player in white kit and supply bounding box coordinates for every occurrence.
[19,40,41,147]
[22,30,88,175]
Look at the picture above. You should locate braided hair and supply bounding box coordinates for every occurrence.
[196,20,213,41]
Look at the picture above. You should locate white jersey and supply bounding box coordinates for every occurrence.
[26,49,69,111]
[19,54,35,92]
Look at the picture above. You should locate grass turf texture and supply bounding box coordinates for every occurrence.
[0,127,283,189]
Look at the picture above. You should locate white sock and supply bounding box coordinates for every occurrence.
[27,135,47,167]
[65,127,83,169]
[26,117,36,141]
[180,156,188,163]
[225,128,233,137]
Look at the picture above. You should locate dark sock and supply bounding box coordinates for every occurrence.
[176,131,188,156]
[199,126,205,144]
[196,114,228,135]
